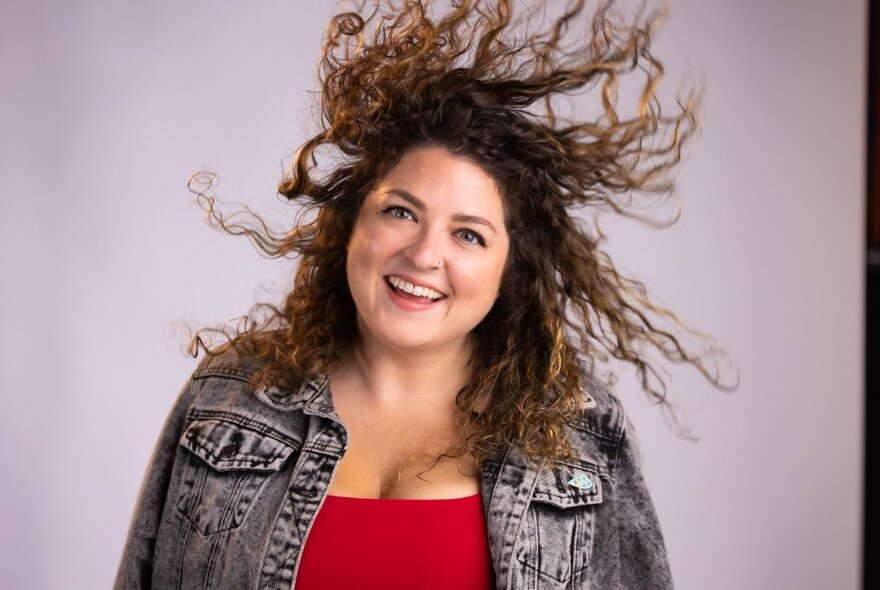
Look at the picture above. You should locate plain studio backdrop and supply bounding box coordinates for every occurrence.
[0,0,865,588]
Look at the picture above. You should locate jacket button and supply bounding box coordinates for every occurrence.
[219,433,243,459]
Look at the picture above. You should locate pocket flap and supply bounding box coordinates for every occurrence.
[531,460,603,508]
[179,417,297,472]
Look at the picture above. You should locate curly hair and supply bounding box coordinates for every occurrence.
[186,0,733,479]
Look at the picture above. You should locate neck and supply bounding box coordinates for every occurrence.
[339,332,476,411]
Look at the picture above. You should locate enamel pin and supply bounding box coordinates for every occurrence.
[567,474,594,490]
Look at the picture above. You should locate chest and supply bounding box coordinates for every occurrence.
[158,375,612,590]
[327,391,481,499]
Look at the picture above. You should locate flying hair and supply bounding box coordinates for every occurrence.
[185,0,737,478]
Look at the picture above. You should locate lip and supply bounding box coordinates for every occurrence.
[383,273,448,298]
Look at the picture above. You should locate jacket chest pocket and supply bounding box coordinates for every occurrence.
[517,461,604,588]
[175,415,298,537]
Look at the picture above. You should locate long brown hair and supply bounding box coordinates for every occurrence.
[186,0,734,479]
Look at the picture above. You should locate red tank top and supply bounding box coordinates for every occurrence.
[293,493,496,590]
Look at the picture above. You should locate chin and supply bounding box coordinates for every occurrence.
[379,331,439,351]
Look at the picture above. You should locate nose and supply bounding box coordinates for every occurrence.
[403,227,444,271]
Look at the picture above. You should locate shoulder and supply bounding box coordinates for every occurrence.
[185,345,323,420]
[574,372,625,443]
[183,348,278,417]
[580,373,626,438]
[180,347,313,445]
[190,346,267,382]
[558,371,627,474]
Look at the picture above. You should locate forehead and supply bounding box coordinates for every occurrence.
[372,145,506,217]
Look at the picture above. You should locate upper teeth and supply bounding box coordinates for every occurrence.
[387,276,445,300]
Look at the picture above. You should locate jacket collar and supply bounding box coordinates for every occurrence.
[254,374,333,415]
[192,352,335,415]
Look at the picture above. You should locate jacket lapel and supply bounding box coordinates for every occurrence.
[481,445,540,590]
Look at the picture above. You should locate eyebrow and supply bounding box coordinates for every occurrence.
[384,188,499,234]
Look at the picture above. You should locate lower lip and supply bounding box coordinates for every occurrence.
[385,279,445,311]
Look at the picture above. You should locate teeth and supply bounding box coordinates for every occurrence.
[387,276,444,300]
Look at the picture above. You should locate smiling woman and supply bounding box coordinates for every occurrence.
[115,1,732,589]
[345,146,509,356]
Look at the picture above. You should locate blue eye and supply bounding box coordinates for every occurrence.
[381,205,487,247]
[458,229,487,247]
[381,205,415,221]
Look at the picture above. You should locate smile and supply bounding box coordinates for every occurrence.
[384,275,447,301]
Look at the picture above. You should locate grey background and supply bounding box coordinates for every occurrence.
[0,0,865,588]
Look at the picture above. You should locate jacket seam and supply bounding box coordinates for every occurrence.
[192,365,256,382]
[570,423,621,443]
[606,421,626,486]
[601,394,626,486]
[185,409,302,448]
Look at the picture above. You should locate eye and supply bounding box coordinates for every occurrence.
[457,228,487,247]
[381,205,416,221]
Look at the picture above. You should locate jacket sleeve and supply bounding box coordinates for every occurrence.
[612,414,675,589]
[114,376,197,589]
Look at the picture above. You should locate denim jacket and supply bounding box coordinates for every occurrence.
[114,349,673,589]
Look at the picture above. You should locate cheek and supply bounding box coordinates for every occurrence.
[350,216,400,258]
[346,224,398,294]
[347,221,379,264]
[487,242,512,294]
[459,255,508,302]
[345,229,371,293]
[350,237,387,274]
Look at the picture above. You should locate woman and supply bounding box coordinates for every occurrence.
[116,0,728,588]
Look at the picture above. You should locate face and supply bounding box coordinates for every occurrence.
[345,144,510,355]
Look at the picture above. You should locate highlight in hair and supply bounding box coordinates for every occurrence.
[185,0,736,479]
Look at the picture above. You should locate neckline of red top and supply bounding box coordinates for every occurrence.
[295,490,494,589]
[325,492,480,502]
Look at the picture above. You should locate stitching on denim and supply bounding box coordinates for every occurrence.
[193,364,257,381]
[182,438,294,470]
[575,372,626,440]
[607,430,624,487]
[173,509,192,590]
[186,409,301,447]
[300,442,344,458]
[520,551,593,581]
[531,490,602,506]
[571,422,620,443]
[507,458,541,590]
[485,445,512,509]
[545,460,610,482]
[177,500,251,536]
[184,448,289,471]
[203,523,224,587]
[518,503,597,583]
[258,492,301,587]
[176,469,275,538]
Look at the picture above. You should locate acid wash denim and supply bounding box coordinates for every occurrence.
[115,349,674,589]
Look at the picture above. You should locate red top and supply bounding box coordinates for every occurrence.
[294,493,496,590]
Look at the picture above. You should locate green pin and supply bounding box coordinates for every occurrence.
[567,474,593,490]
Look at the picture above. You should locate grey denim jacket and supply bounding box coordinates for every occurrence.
[115,350,673,589]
